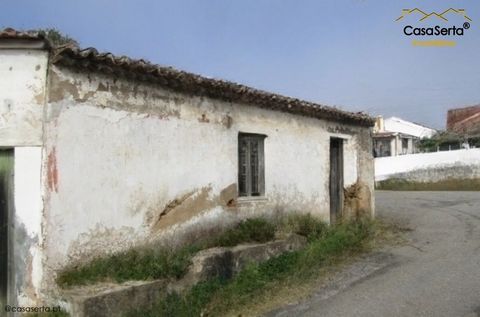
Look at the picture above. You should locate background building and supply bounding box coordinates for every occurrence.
[447,105,480,136]
[373,116,436,157]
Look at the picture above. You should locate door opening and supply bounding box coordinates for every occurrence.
[329,138,343,224]
[0,149,14,309]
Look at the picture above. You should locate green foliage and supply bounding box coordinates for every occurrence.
[376,178,480,191]
[57,217,276,288]
[56,214,375,317]
[470,137,480,147]
[135,219,376,316]
[418,131,467,152]
[56,246,199,288]
[35,28,79,46]
[125,279,226,317]
[283,213,329,241]
[417,137,439,152]
[213,218,276,247]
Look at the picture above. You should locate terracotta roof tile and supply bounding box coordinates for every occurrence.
[1,28,375,126]
[0,28,37,39]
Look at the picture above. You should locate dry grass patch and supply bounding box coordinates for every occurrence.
[128,216,403,317]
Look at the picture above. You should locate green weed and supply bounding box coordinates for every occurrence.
[57,217,275,288]
[213,218,276,247]
[134,218,377,317]
[56,245,199,288]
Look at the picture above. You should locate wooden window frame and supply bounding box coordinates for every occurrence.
[238,133,266,197]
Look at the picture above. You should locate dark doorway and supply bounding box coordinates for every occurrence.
[0,149,13,309]
[329,138,343,224]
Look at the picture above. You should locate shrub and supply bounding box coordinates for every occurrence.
[36,28,79,46]
[283,213,328,241]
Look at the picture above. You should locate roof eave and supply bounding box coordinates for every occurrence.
[52,49,375,127]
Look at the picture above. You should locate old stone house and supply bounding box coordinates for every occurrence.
[0,29,375,307]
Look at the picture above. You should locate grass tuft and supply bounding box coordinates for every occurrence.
[281,213,329,241]
[56,245,199,288]
[213,218,276,247]
[58,215,393,317]
[56,217,275,288]
[133,218,380,316]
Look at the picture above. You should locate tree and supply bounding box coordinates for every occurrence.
[418,130,466,152]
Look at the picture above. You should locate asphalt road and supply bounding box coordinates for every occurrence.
[272,191,480,317]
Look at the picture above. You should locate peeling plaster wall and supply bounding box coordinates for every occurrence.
[0,49,47,146]
[42,65,374,296]
[0,50,47,306]
[14,147,44,306]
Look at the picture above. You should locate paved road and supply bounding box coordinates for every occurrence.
[273,191,480,317]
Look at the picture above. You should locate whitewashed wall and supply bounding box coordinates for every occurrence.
[0,49,48,306]
[14,147,44,306]
[0,48,374,304]
[41,65,374,296]
[375,149,480,181]
[0,49,47,145]
[384,117,436,138]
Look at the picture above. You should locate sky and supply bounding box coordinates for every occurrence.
[2,0,480,129]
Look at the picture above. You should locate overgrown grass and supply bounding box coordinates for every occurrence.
[58,215,390,317]
[212,218,276,247]
[57,245,199,288]
[129,217,378,317]
[57,218,275,288]
[280,213,329,241]
[376,178,480,191]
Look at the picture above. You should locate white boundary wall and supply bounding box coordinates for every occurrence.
[375,149,480,181]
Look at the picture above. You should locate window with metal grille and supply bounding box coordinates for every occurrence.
[238,133,266,197]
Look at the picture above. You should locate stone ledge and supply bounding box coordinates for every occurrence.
[63,279,169,317]
[62,234,307,317]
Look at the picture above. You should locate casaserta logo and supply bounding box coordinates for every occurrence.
[404,25,468,36]
[395,8,472,47]
[396,8,472,22]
